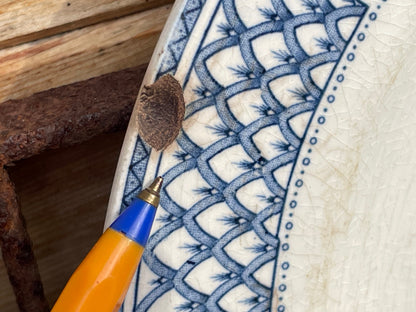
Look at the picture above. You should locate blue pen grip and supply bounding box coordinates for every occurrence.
[110,198,156,246]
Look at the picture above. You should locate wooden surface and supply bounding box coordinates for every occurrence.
[0,0,172,49]
[0,131,126,311]
[0,1,172,309]
[0,4,171,103]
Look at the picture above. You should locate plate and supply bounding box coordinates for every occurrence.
[105,0,416,311]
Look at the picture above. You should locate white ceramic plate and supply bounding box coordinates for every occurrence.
[105,0,416,311]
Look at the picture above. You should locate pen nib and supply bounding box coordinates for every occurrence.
[137,176,163,207]
[148,176,163,194]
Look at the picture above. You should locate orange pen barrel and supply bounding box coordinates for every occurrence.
[51,228,144,312]
[51,177,162,312]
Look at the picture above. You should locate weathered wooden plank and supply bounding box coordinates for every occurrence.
[0,4,171,103]
[0,0,173,49]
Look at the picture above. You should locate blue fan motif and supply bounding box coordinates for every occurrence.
[118,0,368,311]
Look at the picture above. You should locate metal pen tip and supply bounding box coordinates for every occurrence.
[148,176,163,194]
[137,176,163,207]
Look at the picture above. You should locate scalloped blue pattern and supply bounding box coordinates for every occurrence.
[119,0,369,311]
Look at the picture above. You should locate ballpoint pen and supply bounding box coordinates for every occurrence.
[51,176,163,312]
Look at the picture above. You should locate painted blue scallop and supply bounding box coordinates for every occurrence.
[117,0,371,310]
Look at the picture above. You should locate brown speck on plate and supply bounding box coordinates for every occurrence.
[136,74,185,151]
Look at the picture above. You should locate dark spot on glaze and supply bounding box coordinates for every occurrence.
[136,75,185,151]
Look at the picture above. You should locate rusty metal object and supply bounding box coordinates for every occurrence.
[0,65,146,165]
[136,74,185,150]
[0,64,146,311]
[0,167,49,312]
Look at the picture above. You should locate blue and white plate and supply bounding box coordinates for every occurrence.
[105,0,416,311]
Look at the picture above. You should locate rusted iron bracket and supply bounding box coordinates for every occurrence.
[0,65,145,311]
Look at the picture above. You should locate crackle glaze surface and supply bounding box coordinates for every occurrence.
[106,0,416,311]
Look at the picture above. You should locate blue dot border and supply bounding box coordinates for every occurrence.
[276,3,384,310]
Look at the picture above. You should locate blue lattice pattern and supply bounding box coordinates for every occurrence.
[122,0,367,311]
[120,138,151,211]
[158,0,207,77]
